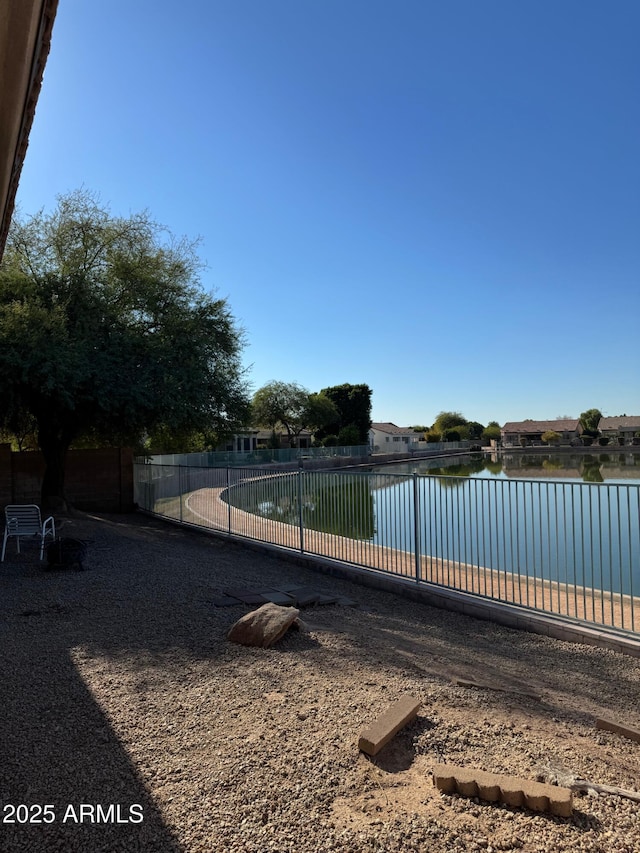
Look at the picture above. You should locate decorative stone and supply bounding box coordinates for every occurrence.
[433,764,573,816]
[227,603,301,648]
[358,696,421,756]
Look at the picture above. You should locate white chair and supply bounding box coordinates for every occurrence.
[1,505,56,561]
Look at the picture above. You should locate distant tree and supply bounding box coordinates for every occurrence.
[0,404,38,451]
[252,381,309,447]
[541,430,561,445]
[432,411,468,434]
[337,424,360,446]
[442,427,462,442]
[267,430,281,450]
[482,421,502,443]
[466,421,485,440]
[306,392,339,433]
[143,426,217,454]
[316,383,372,443]
[0,190,249,509]
[252,382,337,447]
[579,408,603,437]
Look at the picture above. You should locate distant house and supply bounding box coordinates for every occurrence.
[369,422,421,453]
[256,429,313,450]
[216,428,314,453]
[217,430,260,453]
[598,416,640,445]
[501,419,583,447]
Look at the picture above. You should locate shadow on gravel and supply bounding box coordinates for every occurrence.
[368,717,435,773]
[0,629,183,853]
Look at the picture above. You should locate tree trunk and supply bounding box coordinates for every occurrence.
[37,418,74,513]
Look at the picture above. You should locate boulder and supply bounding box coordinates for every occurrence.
[228,602,302,648]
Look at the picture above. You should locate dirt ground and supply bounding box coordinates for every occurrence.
[1,511,639,852]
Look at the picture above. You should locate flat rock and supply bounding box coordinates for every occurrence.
[228,602,302,648]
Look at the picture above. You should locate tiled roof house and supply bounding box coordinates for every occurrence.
[501,419,583,447]
[598,416,640,444]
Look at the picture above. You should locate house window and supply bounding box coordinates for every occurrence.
[393,436,401,442]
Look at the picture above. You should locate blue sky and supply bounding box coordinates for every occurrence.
[15,0,640,428]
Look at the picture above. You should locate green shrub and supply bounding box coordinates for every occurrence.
[337,425,361,446]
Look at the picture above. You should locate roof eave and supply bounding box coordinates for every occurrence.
[0,0,59,260]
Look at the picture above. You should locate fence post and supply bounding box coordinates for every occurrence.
[227,467,231,534]
[179,466,184,523]
[298,466,305,553]
[413,472,421,583]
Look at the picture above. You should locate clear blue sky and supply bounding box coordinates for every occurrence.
[15,0,640,428]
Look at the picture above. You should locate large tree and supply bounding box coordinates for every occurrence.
[251,381,337,447]
[316,383,372,444]
[0,190,250,509]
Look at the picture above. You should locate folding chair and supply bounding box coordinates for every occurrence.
[1,504,56,561]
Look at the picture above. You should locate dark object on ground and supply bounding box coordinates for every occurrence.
[46,538,88,571]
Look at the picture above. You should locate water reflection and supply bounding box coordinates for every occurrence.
[228,471,375,540]
[377,451,640,484]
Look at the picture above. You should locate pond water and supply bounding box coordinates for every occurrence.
[373,450,640,484]
[227,451,640,599]
[362,452,640,597]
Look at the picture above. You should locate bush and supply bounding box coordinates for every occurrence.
[541,431,561,445]
[322,435,338,447]
[598,436,610,446]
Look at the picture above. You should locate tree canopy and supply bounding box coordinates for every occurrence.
[0,190,250,507]
[579,408,603,437]
[482,421,502,443]
[316,383,372,444]
[432,411,468,434]
[251,381,338,446]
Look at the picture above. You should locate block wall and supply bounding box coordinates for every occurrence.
[1,446,133,511]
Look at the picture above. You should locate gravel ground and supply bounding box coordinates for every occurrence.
[1,511,639,853]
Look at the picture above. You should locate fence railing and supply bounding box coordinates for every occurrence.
[133,463,640,637]
[135,445,371,468]
[135,440,478,469]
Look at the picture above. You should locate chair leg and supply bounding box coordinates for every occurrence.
[1,532,6,562]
